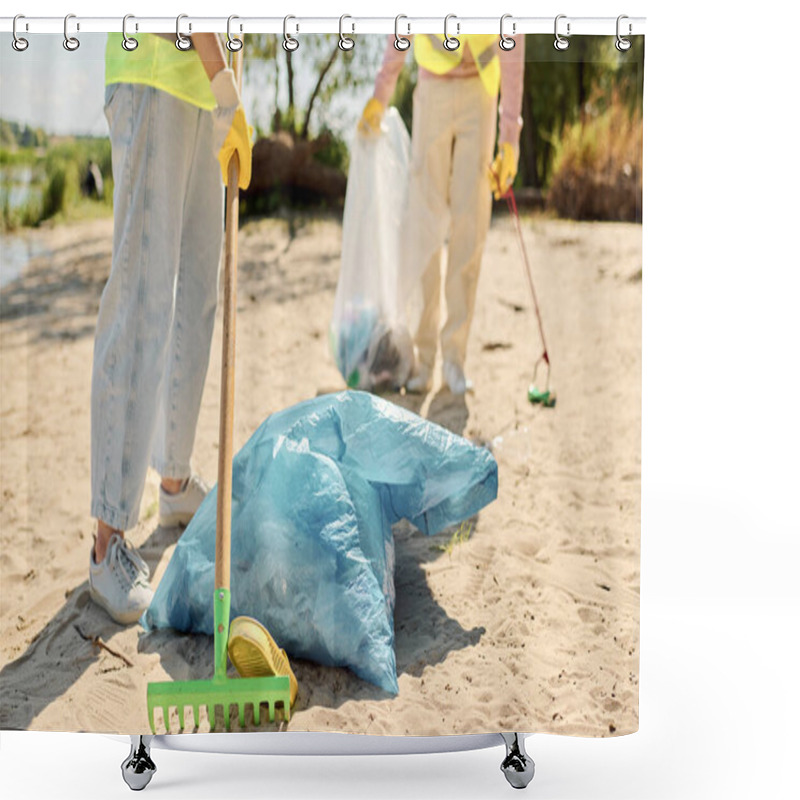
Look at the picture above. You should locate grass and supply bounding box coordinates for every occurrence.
[0,147,40,166]
[1,195,42,229]
[142,499,159,522]
[1,138,113,232]
[432,521,474,556]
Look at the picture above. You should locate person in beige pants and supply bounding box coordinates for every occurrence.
[360,34,525,394]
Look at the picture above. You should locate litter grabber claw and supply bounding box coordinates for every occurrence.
[528,353,556,408]
[498,180,557,409]
[528,385,556,407]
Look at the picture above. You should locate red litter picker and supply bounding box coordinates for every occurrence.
[503,186,556,408]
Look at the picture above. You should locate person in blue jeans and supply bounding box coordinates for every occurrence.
[89,32,252,624]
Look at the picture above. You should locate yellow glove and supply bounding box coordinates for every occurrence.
[489,142,519,200]
[210,68,253,190]
[358,97,385,136]
[217,106,253,190]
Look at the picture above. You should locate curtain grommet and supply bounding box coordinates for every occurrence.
[443,13,460,51]
[63,13,80,51]
[12,14,29,51]
[122,14,138,51]
[226,15,243,52]
[394,14,411,51]
[554,14,570,51]
[616,15,632,51]
[339,14,355,51]
[283,15,299,52]
[176,14,192,51]
[499,14,516,51]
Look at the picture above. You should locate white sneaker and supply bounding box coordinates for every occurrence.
[443,360,473,395]
[159,473,209,528]
[406,363,432,394]
[89,533,154,625]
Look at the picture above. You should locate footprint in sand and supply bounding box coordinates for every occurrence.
[577,606,604,625]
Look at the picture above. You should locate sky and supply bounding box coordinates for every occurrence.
[1,34,109,136]
[0,33,382,142]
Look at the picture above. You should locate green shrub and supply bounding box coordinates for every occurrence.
[41,158,81,221]
[1,136,114,229]
[2,195,42,230]
[0,147,38,166]
[547,91,642,222]
[312,127,349,172]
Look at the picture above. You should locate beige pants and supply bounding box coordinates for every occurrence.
[404,76,497,371]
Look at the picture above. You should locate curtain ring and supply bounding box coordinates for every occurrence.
[227,15,243,52]
[554,14,570,51]
[63,13,80,51]
[394,15,410,51]
[176,14,191,51]
[443,14,460,51]
[339,15,355,51]
[12,15,29,52]
[499,14,516,51]
[616,15,632,51]
[283,15,299,52]
[122,14,138,51]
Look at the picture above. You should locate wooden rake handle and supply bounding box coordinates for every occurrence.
[215,47,242,593]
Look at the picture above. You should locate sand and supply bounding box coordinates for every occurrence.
[0,211,641,737]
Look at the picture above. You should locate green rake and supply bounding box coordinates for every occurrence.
[146,592,291,732]
[147,47,291,734]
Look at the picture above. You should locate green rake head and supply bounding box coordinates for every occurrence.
[146,589,292,733]
[147,672,291,732]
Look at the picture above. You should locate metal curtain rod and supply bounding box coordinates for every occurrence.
[0,16,646,37]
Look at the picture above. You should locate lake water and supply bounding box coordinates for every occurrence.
[0,234,51,288]
[1,165,48,288]
[1,164,42,210]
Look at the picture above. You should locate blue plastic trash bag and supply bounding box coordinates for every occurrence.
[143,392,498,694]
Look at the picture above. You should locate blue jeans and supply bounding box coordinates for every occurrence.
[91,83,222,531]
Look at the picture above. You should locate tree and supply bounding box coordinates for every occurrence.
[239,35,385,207]
[243,34,383,141]
[518,35,644,192]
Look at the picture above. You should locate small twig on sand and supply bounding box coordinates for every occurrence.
[74,624,133,667]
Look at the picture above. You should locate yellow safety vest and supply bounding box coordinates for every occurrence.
[413,34,501,97]
[105,34,216,111]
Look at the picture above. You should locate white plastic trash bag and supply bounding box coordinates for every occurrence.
[331,107,414,391]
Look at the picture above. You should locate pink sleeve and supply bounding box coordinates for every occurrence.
[498,36,526,148]
[372,34,410,107]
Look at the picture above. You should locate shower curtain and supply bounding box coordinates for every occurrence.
[0,24,643,741]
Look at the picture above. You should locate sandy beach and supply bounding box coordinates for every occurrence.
[0,211,641,737]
